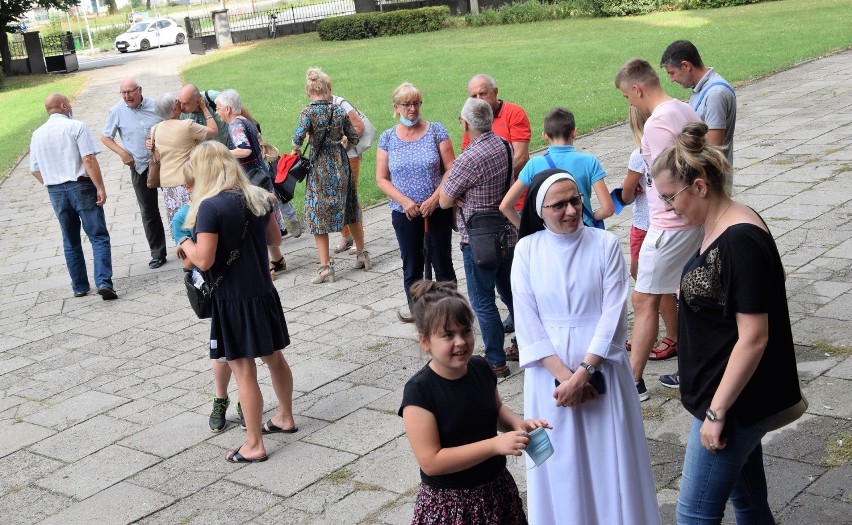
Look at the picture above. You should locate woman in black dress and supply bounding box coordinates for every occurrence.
[178,141,297,463]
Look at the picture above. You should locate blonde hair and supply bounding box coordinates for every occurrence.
[306,67,332,97]
[183,141,272,228]
[628,106,648,147]
[614,58,661,89]
[651,122,732,197]
[391,82,422,119]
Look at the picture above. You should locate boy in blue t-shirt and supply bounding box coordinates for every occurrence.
[499,107,614,229]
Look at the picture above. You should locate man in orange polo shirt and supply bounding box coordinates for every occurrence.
[462,74,531,340]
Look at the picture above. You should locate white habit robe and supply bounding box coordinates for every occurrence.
[512,226,661,525]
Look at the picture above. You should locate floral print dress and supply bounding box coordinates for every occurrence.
[292,100,360,234]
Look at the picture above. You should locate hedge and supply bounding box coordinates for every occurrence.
[317,6,450,41]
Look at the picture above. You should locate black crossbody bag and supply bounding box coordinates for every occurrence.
[461,139,514,271]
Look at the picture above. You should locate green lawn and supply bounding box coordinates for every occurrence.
[0,75,87,178]
[182,0,852,211]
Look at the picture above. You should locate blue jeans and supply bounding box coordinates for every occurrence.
[47,180,113,294]
[391,209,457,303]
[677,414,779,525]
[461,243,513,367]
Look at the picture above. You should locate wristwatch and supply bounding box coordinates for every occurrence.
[705,408,724,422]
[579,361,596,376]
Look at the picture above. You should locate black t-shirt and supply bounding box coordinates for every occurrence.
[678,223,800,425]
[398,356,506,489]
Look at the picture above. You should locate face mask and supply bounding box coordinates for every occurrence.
[399,116,421,127]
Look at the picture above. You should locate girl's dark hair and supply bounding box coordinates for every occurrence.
[399,280,474,337]
[651,122,732,196]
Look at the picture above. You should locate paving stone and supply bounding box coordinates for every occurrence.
[23,390,130,431]
[777,492,852,524]
[36,444,161,499]
[826,356,852,380]
[302,488,399,525]
[39,481,175,525]
[289,356,362,392]
[119,411,211,458]
[226,441,357,497]
[304,408,404,455]
[29,414,139,462]
[0,421,55,458]
[0,450,64,493]
[0,485,75,525]
[347,435,420,493]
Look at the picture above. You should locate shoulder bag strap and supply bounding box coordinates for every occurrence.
[150,124,158,162]
[692,81,736,111]
[309,105,335,163]
[206,200,252,295]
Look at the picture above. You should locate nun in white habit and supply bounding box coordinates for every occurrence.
[511,169,661,525]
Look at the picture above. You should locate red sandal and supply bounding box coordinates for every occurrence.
[648,337,678,360]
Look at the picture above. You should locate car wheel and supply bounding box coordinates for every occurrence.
[176,33,185,44]
[140,39,150,51]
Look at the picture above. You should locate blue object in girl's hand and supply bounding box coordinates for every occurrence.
[610,187,634,214]
[525,427,554,466]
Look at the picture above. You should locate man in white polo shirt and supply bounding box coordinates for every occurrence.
[30,93,116,300]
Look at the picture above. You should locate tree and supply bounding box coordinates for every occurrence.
[1,0,79,76]
[105,0,117,14]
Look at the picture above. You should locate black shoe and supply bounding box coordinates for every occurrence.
[97,288,118,300]
[73,290,89,298]
[503,315,514,334]
[149,257,167,269]
[209,397,230,432]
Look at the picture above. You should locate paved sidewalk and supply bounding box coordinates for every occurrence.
[1,46,850,525]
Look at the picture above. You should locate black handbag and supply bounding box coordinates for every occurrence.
[246,166,272,189]
[287,151,310,183]
[462,139,515,271]
[183,211,250,320]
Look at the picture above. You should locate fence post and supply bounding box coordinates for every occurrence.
[212,9,233,49]
[23,32,47,75]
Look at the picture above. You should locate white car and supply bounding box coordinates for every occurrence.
[115,19,185,53]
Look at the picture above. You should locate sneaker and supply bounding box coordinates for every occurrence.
[659,371,680,389]
[491,364,511,378]
[236,402,246,430]
[289,221,302,239]
[209,397,230,432]
[636,379,650,402]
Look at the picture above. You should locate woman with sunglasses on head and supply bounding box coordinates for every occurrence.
[376,82,457,302]
[511,168,661,524]
[652,122,801,524]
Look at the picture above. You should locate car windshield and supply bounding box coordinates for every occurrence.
[127,22,150,32]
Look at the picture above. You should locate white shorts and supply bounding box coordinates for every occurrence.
[635,227,702,295]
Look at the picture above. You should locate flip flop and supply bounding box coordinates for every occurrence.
[262,419,299,434]
[226,445,268,463]
[648,337,678,361]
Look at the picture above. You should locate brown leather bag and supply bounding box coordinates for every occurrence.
[146,125,161,189]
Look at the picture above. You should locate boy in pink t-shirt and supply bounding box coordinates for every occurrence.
[615,59,702,402]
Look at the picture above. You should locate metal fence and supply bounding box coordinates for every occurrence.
[228,0,355,31]
[8,35,27,59]
[40,33,74,56]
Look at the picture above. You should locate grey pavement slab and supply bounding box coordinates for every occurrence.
[1,43,851,524]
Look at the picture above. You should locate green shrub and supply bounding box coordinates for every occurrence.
[317,6,450,41]
[465,0,587,27]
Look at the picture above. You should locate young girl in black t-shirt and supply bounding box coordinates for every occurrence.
[398,280,550,525]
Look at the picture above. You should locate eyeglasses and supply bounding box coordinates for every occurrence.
[119,86,140,95]
[397,101,422,108]
[542,195,583,212]
[658,181,693,208]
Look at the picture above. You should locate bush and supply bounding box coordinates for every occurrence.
[465,0,584,27]
[317,6,450,41]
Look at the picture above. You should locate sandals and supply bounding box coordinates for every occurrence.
[334,236,353,254]
[226,445,268,464]
[648,337,678,361]
[311,262,335,284]
[269,257,286,281]
[504,337,519,361]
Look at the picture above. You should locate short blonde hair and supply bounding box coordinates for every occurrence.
[615,58,661,90]
[391,82,422,119]
[306,67,332,97]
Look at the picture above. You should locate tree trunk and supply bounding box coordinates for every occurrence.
[106,0,118,14]
[146,0,152,9]
[0,24,12,76]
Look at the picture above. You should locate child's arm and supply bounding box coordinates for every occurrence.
[402,405,530,477]
[500,179,527,229]
[495,390,551,434]
[621,168,643,203]
[592,179,615,221]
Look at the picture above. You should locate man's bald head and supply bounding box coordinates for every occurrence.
[45,93,71,116]
[177,84,202,113]
[119,77,143,108]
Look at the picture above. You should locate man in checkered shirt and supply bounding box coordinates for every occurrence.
[440,97,517,378]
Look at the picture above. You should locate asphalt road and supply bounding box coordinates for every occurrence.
[76,43,191,71]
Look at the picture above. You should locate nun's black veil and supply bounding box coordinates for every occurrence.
[518,168,573,240]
